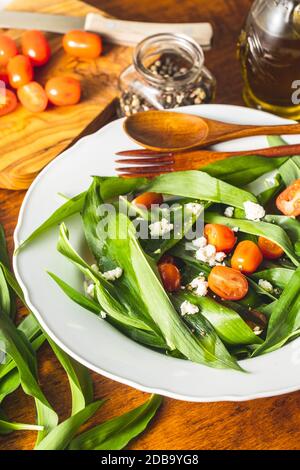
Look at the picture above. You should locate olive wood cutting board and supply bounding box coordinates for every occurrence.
[0,0,133,190]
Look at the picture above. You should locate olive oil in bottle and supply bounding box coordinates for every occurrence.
[238,0,300,119]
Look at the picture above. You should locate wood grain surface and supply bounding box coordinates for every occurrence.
[0,0,132,190]
[1,0,300,451]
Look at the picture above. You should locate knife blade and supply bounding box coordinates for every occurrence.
[0,11,213,48]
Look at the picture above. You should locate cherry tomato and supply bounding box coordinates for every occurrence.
[258,236,284,260]
[208,266,248,301]
[45,76,81,106]
[0,89,17,116]
[17,81,48,113]
[204,224,236,253]
[7,55,34,88]
[21,30,51,67]
[63,30,102,59]
[0,67,9,85]
[133,192,163,208]
[158,263,181,292]
[276,179,300,217]
[0,34,18,66]
[231,240,263,275]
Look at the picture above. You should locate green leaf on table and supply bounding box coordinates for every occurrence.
[0,312,58,443]
[69,394,162,451]
[46,336,93,416]
[253,266,300,356]
[145,170,258,209]
[202,155,287,187]
[35,400,105,450]
[16,191,87,252]
[0,409,43,435]
[204,212,300,266]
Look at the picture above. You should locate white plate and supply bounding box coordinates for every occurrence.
[13,104,300,402]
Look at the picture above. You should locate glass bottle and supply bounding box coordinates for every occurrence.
[238,0,300,119]
[118,33,216,117]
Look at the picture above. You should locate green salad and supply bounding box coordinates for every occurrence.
[19,136,300,372]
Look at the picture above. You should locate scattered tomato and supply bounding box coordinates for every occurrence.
[21,30,51,67]
[276,179,300,217]
[204,224,236,253]
[0,67,9,85]
[133,192,163,208]
[63,30,102,59]
[7,55,34,88]
[17,81,48,113]
[158,263,181,292]
[0,89,17,116]
[45,76,81,106]
[258,236,284,260]
[208,266,248,301]
[231,240,263,275]
[0,34,18,66]
[158,254,175,266]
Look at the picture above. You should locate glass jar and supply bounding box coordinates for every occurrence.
[238,0,300,119]
[118,33,216,117]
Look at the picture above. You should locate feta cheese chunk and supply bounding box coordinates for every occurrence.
[185,202,203,215]
[258,279,273,293]
[215,251,227,263]
[180,300,199,316]
[100,311,107,319]
[84,281,95,297]
[243,201,265,221]
[195,244,217,266]
[232,226,239,232]
[102,267,123,281]
[192,236,207,249]
[190,275,208,297]
[149,218,174,237]
[224,206,234,218]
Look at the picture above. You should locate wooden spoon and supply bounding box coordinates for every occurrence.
[124,110,300,151]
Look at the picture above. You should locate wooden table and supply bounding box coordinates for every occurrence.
[1,0,300,451]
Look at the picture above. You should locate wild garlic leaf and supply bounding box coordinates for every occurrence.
[0,409,43,435]
[145,170,257,209]
[252,268,295,290]
[35,400,105,451]
[69,395,162,450]
[268,135,300,186]
[253,266,300,356]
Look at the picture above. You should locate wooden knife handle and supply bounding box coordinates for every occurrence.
[84,13,213,49]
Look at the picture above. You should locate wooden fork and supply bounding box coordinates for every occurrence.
[115,143,300,177]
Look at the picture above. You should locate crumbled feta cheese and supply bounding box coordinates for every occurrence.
[192,236,207,249]
[195,244,216,266]
[258,279,273,293]
[189,275,208,297]
[253,325,263,336]
[215,251,227,263]
[180,300,199,316]
[149,218,174,237]
[232,226,239,232]
[100,311,107,319]
[84,281,95,297]
[102,267,123,281]
[224,206,234,218]
[243,201,265,221]
[185,202,203,215]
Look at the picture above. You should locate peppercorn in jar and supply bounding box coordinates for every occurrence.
[118,33,216,116]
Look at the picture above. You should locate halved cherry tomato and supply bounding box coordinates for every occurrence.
[0,67,9,85]
[276,179,300,217]
[231,240,263,275]
[133,192,163,208]
[21,30,51,67]
[208,266,248,301]
[17,81,48,113]
[158,263,181,292]
[63,30,102,59]
[258,236,284,260]
[45,76,81,106]
[0,89,17,116]
[7,55,33,88]
[0,34,18,66]
[204,224,236,253]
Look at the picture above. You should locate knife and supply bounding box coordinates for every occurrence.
[0,11,213,49]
